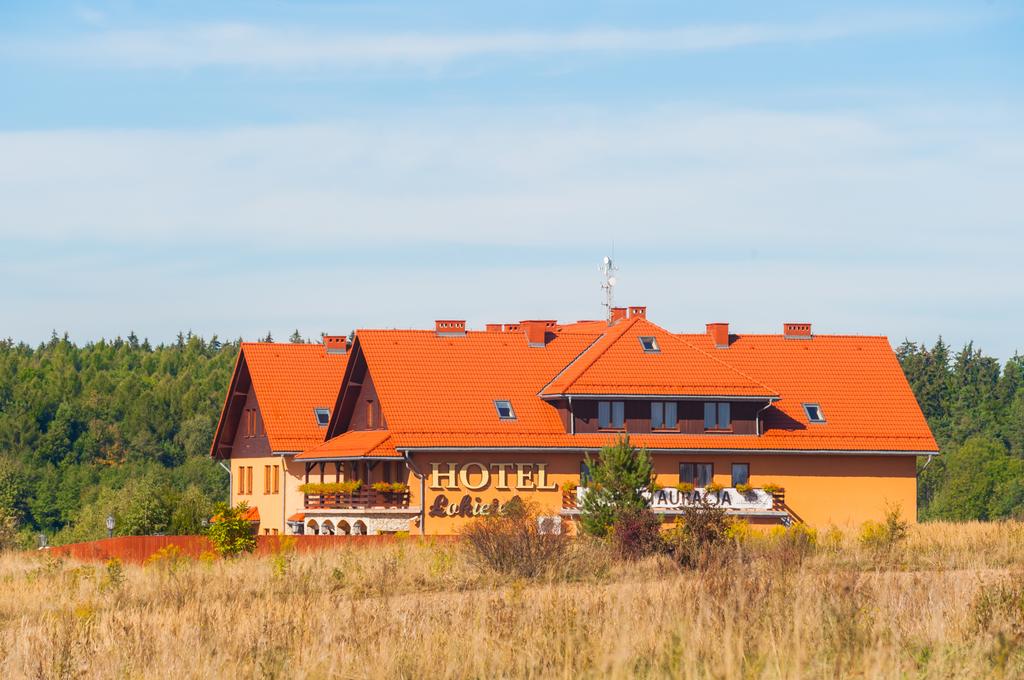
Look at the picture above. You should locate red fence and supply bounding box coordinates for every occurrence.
[45,534,449,564]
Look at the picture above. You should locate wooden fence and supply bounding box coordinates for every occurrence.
[45,534,449,564]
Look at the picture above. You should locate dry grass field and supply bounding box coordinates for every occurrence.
[2,521,1024,679]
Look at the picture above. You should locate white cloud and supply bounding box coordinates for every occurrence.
[0,105,1021,357]
[9,10,972,70]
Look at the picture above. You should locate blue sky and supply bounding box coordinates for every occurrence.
[1,1,1022,359]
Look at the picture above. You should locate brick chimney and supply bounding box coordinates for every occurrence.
[435,320,466,337]
[322,335,347,355]
[706,323,730,349]
[521,320,555,347]
[610,307,628,324]
[503,323,521,333]
[628,306,647,318]
[485,323,503,332]
[783,323,812,340]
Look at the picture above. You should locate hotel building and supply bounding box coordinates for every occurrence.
[210,307,937,536]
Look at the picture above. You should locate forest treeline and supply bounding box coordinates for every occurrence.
[0,332,1021,546]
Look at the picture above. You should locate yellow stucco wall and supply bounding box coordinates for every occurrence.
[408,451,918,535]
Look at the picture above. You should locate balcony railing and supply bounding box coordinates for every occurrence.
[304,490,411,510]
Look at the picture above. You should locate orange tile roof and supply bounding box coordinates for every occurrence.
[357,328,601,435]
[541,316,776,398]
[222,314,936,458]
[296,430,399,459]
[344,319,936,454]
[241,343,346,452]
[675,333,938,452]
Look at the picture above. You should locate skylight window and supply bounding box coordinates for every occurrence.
[494,400,516,420]
[803,403,825,423]
[639,336,660,352]
[314,408,330,427]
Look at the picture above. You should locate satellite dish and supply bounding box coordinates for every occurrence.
[608,276,617,287]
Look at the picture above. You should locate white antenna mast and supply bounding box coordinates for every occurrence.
[600,255,618,321]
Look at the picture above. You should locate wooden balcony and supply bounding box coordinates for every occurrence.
[304,490,411,510]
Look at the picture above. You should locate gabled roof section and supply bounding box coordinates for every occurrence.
[540,317,777,399]
[210,343,347,456]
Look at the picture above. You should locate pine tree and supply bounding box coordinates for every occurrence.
[579,435,654,537]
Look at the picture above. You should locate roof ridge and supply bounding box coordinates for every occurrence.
[539,317,639,395]
[665,332,779,396]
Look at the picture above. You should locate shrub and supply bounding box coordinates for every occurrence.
[580,435,654,537]
[298,481,362,494]
[460,500,568,578]
[674,482,695,493]
[859,506,909,552]
[207,502,257,558]
[704,482,724,494]
[735,483,754,494]
[664,498,732,567]
[101,557,125,592]
[145,545,189,573]
[770,522,818,561]
[762,483,783,494]
[611,508,665,560]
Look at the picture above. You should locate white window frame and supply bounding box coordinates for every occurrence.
[803,403,826,423]
[314,407,330,427]
[494,400,516,420]
[639,336,660,353]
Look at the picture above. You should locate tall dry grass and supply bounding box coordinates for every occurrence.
[2,521,1024,679]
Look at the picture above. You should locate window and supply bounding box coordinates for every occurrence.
[598,401,625,429]
[639,336,660,352]
[314,408,330,427]
[273,466,280,494]
[494,400,516,419]
[703,402,731,430]
[679,462,714,487]
[246,466,253,495]
[264,465,271,494]
[366,401,375,429]
[651,401,678,430]
[803,403,826,423]
[731,463,749,487]
[237,467,245,496]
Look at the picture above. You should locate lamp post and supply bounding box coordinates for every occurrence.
[106,514,115,539]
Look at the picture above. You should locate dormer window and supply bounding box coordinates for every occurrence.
[494,400,516,420]
[803,403,825,423]
[639,336,659,352]
[314,408,330,427]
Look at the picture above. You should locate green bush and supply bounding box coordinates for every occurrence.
[207,502,257,557]
[664,498,732,567]
[859,506,909,551]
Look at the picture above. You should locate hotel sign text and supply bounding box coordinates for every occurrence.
[429,462,558,492]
